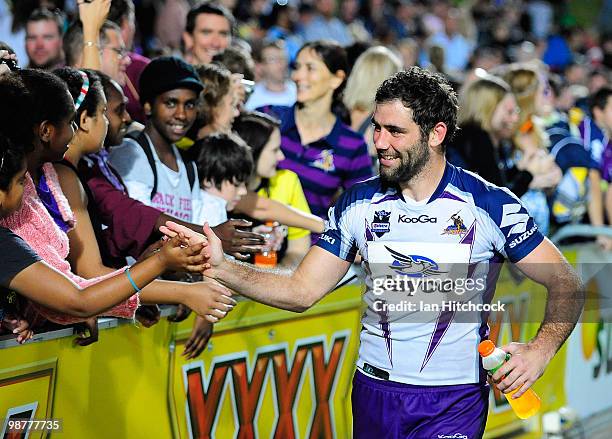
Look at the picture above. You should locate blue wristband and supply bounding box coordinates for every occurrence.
[124,267,141,293]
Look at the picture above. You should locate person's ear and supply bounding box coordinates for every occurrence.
[330,70,346,91]
[429,122,448,150]
[183,31,194,52]
[143,102,152,117]
[78,109,92,133]
[38,120,54,144]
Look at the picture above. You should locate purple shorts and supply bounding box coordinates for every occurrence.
[352,370,489,439]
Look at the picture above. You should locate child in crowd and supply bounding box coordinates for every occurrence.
[192,132,253,227]
[233,111,312,266]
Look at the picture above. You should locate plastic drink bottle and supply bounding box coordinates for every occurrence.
[478,340,541,419]
[254,222,278,267]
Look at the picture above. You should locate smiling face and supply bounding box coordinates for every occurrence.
[256,128,284,179]
[291,47,343,105]
[78,94,109,154]
[184,13,231,64]
[372,99,431,185]
[104,80,131,147]
[147,88,199,144]
[490,93,520,141]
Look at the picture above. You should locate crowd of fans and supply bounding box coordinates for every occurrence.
[0,0,610,352]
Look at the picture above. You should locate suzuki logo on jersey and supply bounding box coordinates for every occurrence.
[398,214,437,224]
[385,245,447,278]
[319,234,336,245]
[508,224,538,248]
[372,210,391,237]
[500,203,529,236]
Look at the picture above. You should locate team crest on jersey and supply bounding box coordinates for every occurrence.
[371,210,391,237]
[311,149,335,172]
[385,245,446,278]
[441,211,467,237]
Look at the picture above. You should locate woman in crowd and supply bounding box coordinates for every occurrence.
[233,111,311,267]
[503,65,605,236]
[448,74,557,201]
[260,40,372,223]
[343,46,402,169]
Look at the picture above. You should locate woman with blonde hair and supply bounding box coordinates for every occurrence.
[343,46,402,166]
[504,65,606,240]
[449,75,545,199]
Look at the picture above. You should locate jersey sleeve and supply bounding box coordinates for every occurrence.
[485,188,545,263]
[108,138,155,205]
[315,190,358,262]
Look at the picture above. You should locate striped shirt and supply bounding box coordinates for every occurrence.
[261,105,373,220]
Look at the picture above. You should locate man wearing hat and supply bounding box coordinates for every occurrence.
[110,56,203,221]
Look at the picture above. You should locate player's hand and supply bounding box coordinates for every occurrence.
[156,233,209,273]
[491,342,554,398]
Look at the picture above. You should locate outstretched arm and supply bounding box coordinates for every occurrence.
[493,238,584,397]
[161,221,351,312]
[235,192,325,234]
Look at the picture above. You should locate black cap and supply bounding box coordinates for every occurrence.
[139,56,203,106]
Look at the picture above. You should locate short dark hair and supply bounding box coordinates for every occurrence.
[0,72,36,152]
[212,46,254,80]
[0,133,27,191]
[53,68,105,128]
[17,68,74,126]
[195,133,253,190]
[63,20,120,67]
[185,2,235,35]
[26,8,64,36]
[108,0,135,25]
[590,86,612,113]
[375,67,458,149]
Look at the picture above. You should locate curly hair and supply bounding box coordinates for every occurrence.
[375,67,458,149]
[195,63,232,127]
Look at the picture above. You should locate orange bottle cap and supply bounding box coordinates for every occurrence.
[478,340,495,357]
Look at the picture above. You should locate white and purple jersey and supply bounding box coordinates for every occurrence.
[316,163,544,385]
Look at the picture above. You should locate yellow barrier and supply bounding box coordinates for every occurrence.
[0,245,610,438]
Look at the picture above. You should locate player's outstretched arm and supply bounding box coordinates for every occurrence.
[161,221,352,312]
[492,237,584,397]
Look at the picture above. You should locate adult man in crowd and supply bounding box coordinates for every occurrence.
[25,9,65,70]
[182,2,234,65]
[63,20,130,88]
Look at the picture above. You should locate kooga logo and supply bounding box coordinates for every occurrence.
[398,214,437,224]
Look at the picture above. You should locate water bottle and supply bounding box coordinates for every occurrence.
[254,222,278,267]
[478,340,541,419]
